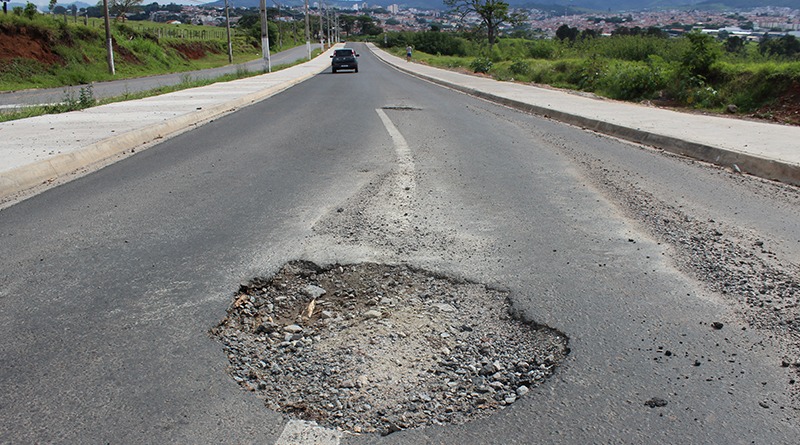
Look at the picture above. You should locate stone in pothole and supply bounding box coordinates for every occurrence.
[211,260,569,436]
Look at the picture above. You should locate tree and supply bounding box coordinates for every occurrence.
[760,34,800,59]
[48,0,56,14]
[143,2,159,14]
[85,5,104,17]
[682,31,720,78]
[236,13,278,48]
[23,1,37,18]
[724,35,745,53]
[339,15,357,36]
[645,26,666,38]
[443,0,513,49]
[555,24,578,42]
[108,0,143,22]
[356,15,382,36]
[579,28,599,40]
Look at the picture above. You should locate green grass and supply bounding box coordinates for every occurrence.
[385,34,800,115]
[0,13,307,91]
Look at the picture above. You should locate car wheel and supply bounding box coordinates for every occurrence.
[354,67,358,73]
[332,68,336,73]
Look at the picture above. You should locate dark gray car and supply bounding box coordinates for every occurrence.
[331,48,359,73]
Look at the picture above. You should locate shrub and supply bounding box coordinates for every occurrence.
[509,58,531,76]
[577,55,607,90]
[526,40,557,59]
[470,57,493,73]
[714,61,800,110]
[412,31,467,57]
[682,32,720,78]
[596,60,666,100]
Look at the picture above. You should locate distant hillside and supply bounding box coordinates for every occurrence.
[696,0,798,8]
[8,2,92,12]
[285,0,796,11]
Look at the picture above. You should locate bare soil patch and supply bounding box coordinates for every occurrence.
[0,26,61,65]
[171,42,218,60]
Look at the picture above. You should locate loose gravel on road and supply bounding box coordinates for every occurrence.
[211,261,568,436]
[559,141,800,401]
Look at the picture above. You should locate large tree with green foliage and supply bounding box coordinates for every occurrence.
[443,0,516,49]
[107,0,143,22]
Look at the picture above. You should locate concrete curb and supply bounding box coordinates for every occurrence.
[0,53,330,202]
[367,44,800,187]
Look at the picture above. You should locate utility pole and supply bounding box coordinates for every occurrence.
[273,0,282,50]
[304,0,311,59]
[224,0,232,63]
[260,0,271,72]
[326,3,331,47]
[102,0,114,75]
[318,3,323,49]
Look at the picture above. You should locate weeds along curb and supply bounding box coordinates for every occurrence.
[369,45,800,188]
[0,59,330,203]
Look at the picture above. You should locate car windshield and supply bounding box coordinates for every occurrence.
[334,50,354,57]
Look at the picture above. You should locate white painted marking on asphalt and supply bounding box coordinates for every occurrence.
[275,419,341,445]
[375,108,416,193]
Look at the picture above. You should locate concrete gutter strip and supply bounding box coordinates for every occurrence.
[367,44,800,187]
[0,48,334,200]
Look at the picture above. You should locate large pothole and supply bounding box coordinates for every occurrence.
[211,261,569,436]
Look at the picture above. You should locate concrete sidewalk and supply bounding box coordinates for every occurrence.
[369,43,800,187]
[2,44,799,206]
[0,46,336,204]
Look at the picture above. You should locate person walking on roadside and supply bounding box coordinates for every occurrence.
[406,45,413,62]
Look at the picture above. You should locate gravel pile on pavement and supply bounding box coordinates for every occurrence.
[604,173,798,341]
[563,148,800,392]
[211,261,568,436]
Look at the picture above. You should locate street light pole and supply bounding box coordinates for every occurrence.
[318,3,323,49]
[260,0,271,72]
[102,0,114,75]
[224,0,232,63]
[304,0,311,59]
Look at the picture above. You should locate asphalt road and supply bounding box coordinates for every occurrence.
[1,42,798,443]
[0,43,320,107]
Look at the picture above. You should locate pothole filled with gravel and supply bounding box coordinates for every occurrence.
[211,261,569,436]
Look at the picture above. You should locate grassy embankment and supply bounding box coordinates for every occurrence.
[0,13,317,121]
[381,32,800,123]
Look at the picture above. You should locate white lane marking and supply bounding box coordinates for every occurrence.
[375,108,418,236]
[275,419,341,445]
[376,108,416,193]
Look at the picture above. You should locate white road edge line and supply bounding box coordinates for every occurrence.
[275,419,341,445]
